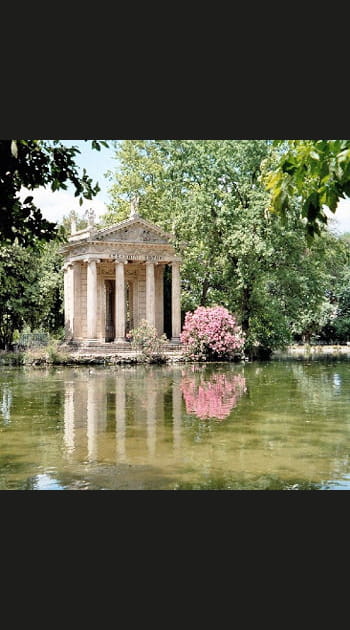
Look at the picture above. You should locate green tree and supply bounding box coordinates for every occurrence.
[0,139,108,246]
[324,263,350,343]
[0,245,40,348]
[29,240,65,334]
[263,139,350,238]
[103,139,347,357]
[103,140,174,228]
[0,238,68,348]
[60,208,89,237]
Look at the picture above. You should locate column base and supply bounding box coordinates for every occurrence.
[171,337,181,345]
[114,337,128,344]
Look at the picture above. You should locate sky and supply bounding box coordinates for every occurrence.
[19,140,350,234]
[20,140,117,224]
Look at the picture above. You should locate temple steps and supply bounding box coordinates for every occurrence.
[60,341,183,354]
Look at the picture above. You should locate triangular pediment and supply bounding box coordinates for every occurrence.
[93,215,172,244]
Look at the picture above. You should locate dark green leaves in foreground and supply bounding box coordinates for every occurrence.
[0,140,108,247]
[264,140,350,238]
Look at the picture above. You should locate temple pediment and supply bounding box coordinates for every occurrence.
[93,216,172,245]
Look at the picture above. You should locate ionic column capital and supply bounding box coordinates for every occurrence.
[84,257,101,265]
[63,261,76,272]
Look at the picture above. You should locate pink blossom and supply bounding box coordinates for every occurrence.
[180,306,245,360]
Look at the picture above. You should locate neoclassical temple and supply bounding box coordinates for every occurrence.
[60,204,182,345]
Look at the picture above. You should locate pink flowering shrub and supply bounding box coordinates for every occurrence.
[181,366,247,420]
[180,306,245,361]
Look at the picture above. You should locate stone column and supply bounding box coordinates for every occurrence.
[155,264,164,335]
[171,261,181,343]
[63,262,75,339]
[63,264,70,338]
[146,261,156,328]
[133,277,139,329]
[73,263,82,339]
[115,260,126,342]
[86,258,100,340]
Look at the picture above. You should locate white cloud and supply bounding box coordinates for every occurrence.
[19,186,107,224]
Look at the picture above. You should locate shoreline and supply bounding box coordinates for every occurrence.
[1,344,350,367]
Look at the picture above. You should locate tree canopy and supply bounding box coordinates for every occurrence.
[103,139,349,357]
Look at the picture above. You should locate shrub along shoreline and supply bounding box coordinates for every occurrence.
[0,347,184,366]
[2,343,350,367]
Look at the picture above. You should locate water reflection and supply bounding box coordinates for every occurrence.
[3,361,350,490]
[115,376,126,462]
[0,384,12,424]
[61,366,247,462]
[62,367,187,463]
[181,365,247,420]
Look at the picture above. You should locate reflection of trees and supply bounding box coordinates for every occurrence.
[181,365,247,420]
[288,362,350,417]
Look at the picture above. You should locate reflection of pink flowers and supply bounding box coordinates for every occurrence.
[181,369,247,420]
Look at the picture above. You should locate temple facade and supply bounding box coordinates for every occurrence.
[60,209,182,345]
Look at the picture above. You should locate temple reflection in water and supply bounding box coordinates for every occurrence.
[62,366,247,462]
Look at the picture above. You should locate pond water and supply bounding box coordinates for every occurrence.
[1,360,350,490]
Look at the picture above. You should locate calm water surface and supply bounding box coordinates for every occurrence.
[1,360,350,490]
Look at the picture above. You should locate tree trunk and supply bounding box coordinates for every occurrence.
[200,277,210,306]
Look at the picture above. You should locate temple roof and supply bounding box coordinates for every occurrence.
[67,214,173,246]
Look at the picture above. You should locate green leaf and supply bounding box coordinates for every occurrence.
[325,188,339,213]
[303,192,320,221]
